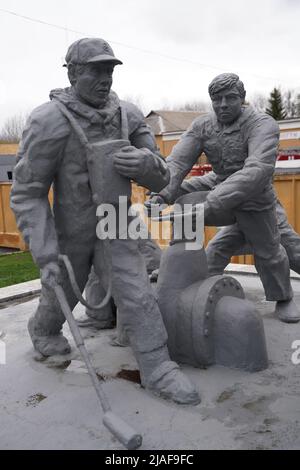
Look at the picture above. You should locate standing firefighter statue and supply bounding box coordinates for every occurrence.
[10,38,200,406]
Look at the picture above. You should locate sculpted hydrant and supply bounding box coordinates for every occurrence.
[150,195,268,371]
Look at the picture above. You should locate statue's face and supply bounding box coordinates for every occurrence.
[211,86,243,124]
[74,62,114,108]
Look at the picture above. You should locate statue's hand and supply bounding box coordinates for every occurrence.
[113,146,147,179]
[144,193,168,215]
[41,261,61,288]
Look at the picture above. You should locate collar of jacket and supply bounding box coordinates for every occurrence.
[213,106,254,134]
[49,87,121,125]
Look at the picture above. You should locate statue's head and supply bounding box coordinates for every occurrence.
[208,73,246,124]
[64,38,123,108]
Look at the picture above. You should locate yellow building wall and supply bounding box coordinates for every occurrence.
[0,183,26,250]
[155,136,164,155]
[161,139,179,157]
[0,143,19,154]
[279,125,300,150]
[280,139,300,150]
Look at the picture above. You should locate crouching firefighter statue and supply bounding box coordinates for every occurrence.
[146,191,269,372]
[10,37,200,405]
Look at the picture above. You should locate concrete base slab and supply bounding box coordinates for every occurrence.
[0,279,41,303]
[225,263,300,280]
[0,275,300,450]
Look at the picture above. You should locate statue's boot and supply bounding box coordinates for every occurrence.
[144,360,201,405]
[275,299,300,323]
[137,347,200,405]
[28,316,71,356]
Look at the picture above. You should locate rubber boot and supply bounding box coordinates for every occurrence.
[137,347,201,405]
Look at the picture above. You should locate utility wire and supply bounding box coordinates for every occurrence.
[0,6,220,69]
[0,7,290,83]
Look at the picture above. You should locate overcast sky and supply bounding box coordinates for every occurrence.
[0,0,299,126]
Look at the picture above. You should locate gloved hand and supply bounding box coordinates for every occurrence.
[40,261,61,288]
[113,146,148,179]
[144,193,168,215]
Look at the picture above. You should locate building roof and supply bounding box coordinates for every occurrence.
[146,110,205,135]
[278,117,300,125]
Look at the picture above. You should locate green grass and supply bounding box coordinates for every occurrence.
[0,252,39,288]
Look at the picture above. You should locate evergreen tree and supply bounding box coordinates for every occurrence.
[265,88,287,120]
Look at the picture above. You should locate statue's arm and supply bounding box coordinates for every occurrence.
[181,171,219,193]
[10,104,68,268]
[158,119,204,204]
[206,114,279,212]
[124,104,169,192]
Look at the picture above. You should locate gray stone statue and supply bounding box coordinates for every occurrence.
[152,73,300,323]
[10,37,200,405]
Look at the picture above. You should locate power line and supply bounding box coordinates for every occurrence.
[0,7,290,83]
[0,7,87,35]
[0,6,218,69]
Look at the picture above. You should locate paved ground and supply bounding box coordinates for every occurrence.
[0,274,300,450]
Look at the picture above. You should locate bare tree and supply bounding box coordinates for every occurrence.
[249,93,268,113]
[121,95,146,114]
[160,100,210,112]
[249,90,300,118]
[283,89,298,118]
[176,100,210,112]
[0,112,29,142]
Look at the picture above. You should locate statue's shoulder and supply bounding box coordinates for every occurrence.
[30,100,63,122]
[28,101,70,138]
[243,106,279,134]
[189,112,214,134]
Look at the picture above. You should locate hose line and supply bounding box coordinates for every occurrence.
[58,254,112,310]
